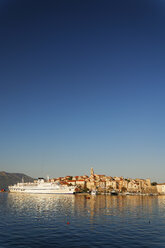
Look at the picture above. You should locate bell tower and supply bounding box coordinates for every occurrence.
[90,167,94,176]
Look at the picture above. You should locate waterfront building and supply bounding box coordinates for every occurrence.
[76,180,86,188]
[157,183,165,194]
[48,167,157,193]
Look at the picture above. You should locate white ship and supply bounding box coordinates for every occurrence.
[8,178,76,194]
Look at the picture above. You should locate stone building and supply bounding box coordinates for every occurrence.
[157,183,165,194]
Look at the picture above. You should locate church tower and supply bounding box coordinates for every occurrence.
[90,167,94,176]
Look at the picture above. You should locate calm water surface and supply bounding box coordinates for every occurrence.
[0,193,165,247]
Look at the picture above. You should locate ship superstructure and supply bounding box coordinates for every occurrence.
[9,178,75,194]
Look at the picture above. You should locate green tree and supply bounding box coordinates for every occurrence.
[151,182,157,186]
[83,187,89,193]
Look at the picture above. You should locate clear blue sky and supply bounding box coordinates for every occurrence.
[0,0,165,182]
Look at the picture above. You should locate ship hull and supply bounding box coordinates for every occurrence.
[9,189,75,194]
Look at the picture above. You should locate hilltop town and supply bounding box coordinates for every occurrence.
[1,169,164,195]
[48,168,165,195]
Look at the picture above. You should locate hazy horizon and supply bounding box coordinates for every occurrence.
[1,168,163,184]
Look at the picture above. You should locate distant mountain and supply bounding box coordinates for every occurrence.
[0,171,34,190]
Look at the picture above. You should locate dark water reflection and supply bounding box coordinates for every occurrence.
[0,193,165,247]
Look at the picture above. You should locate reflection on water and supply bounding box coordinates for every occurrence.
[7,193,75,216]
[0,193,165,247]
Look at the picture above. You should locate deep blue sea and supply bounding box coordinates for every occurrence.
[0,193,165,248]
